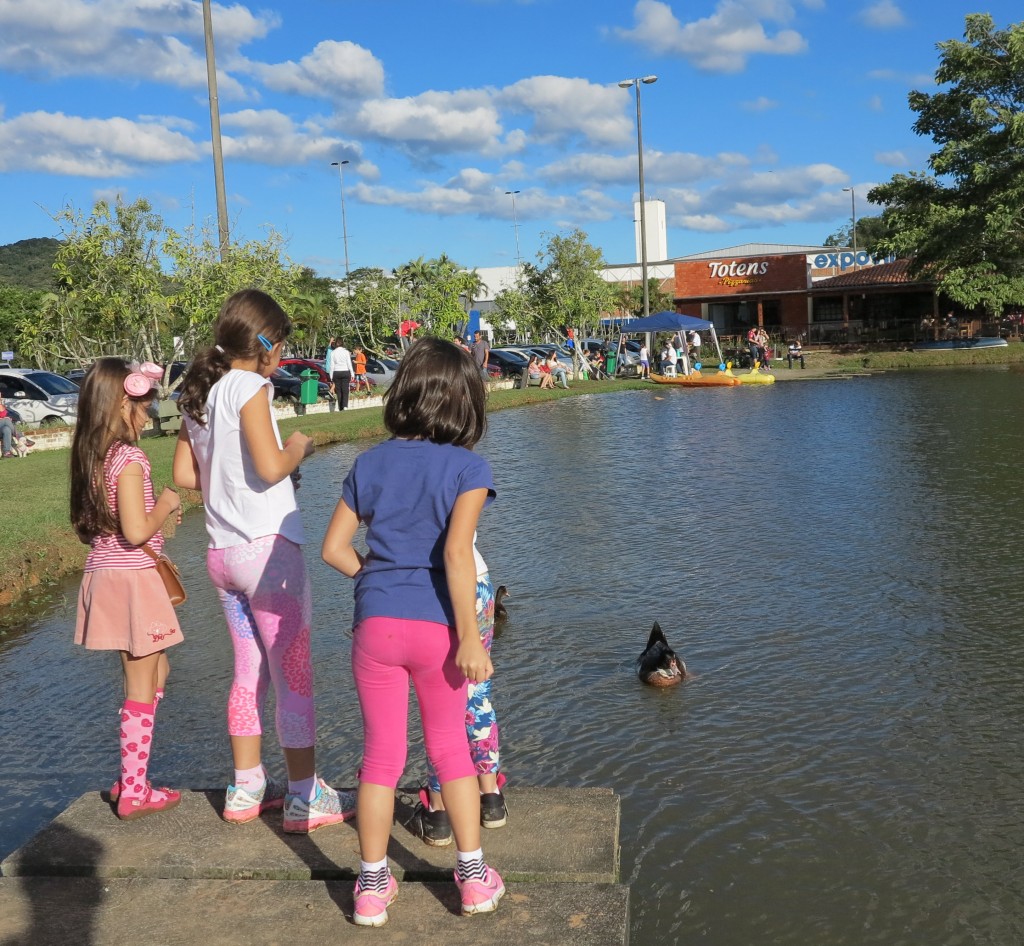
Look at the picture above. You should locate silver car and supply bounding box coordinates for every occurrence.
[0,369,80,425]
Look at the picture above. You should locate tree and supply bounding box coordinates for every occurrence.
[868,14,1024,314]
[614,278,673,318]
[822,215,894,254]
[18,197,302,371]
[0,284,47,356]
[21,198,170,367]
[533,229,614,373]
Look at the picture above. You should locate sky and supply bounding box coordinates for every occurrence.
[0,0,1020,280]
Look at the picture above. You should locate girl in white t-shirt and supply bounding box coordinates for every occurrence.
[174,289,353,833]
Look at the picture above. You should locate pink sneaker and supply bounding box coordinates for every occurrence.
[455,865,505,915]
[353,875,398,927]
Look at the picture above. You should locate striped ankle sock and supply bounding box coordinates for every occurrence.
[456,849,487,882]
[358,858,391,892]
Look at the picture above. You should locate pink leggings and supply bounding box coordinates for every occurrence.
[207,535,316,749]
[352,616,476,788]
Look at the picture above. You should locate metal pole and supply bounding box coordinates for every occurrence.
[332,161,351,294]
[844,187,857,265]
[620,76,657,318]
[202,0,229,260]
[505,190,522,269]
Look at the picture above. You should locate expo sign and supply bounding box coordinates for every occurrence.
[810,251,897,272]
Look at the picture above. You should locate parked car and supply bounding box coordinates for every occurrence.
[365,356,399,388]
[0,368,80,425]
[279,358,334,387]
[524,344,574,368]
[270,367,332,403]
[486,349,529,380]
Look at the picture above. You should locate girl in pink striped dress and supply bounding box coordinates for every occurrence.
[71,358,184,821]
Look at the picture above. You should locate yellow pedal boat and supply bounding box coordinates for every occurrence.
[649,371,741,387]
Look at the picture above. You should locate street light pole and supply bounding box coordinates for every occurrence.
[505,190,522,270]
[202,0,229,260]
[843,187,857,265]
[331,160,351,294]
[619,75,658,318]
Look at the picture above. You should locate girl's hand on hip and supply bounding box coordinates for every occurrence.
[457,639,493,684]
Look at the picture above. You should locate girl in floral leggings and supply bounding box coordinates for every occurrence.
[175,289,354,833]
[413,569,505,844]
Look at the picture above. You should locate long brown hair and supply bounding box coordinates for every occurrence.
[383,337,486,447]
[69,358,151,543]
[177,289,292,424]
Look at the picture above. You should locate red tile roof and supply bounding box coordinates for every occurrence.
[811,258,930,290]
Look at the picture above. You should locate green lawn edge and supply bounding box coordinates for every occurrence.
[0,379,641,614]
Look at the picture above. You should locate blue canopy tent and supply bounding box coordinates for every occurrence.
[617,311,723,373]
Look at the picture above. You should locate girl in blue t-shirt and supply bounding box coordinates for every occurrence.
[323,337,504,927]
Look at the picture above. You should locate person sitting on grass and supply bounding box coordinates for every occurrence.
[0,393,33,458]
[544,352,569,389]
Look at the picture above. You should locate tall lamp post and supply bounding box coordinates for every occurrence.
[331,160,351,293]
[843,186,857,264]
[619,75,658,318]
[505,190,522,270]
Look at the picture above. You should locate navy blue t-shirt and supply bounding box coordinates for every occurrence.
[342,438,495,627]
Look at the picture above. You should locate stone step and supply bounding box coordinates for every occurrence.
[0,876,630,945]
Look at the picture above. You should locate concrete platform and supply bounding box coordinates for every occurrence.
[1,787,629,944]
[2,787,619,883]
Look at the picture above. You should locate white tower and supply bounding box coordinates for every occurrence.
[634,199,667,262]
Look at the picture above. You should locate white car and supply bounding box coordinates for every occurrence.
[0,368,80,425]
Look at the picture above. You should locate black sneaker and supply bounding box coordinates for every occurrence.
[480,792,507,829]
[409,789,452,847]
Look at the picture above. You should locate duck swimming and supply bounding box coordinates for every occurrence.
[494,585,510,623]
[636,622,685,687]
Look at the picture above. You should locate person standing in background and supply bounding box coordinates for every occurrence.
[471,330,490,381]
[330,340,354,410]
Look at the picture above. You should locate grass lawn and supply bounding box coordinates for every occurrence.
[0,378,643,608]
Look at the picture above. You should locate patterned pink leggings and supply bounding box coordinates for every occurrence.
[207,535,316,749]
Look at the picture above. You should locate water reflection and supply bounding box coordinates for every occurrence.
[2,370,1024,944]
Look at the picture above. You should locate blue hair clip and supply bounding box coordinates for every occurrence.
[257,334,274,352]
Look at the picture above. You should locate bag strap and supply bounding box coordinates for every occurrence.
[140,544,161,562]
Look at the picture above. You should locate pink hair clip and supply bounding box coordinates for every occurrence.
[124,362,162,397]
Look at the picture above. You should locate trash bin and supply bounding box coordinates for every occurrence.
[605,351,617,376]
[299,369,319,406]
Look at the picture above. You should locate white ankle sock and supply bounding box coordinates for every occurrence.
[234,764,265,791]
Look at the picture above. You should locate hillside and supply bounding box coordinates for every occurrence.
[0,237,60,291]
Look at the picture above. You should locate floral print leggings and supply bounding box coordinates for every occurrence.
[427,574,500,793]
[207,535,316,749]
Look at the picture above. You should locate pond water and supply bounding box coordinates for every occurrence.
[3,368,1024,944]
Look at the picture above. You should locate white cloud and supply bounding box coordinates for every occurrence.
[867,95,884,111]
[353,90,507,155]
[350,178,616,223]
[500,76,632,146]
[858,0,907,29]
[676,213,732,233]
[0,110,199,176]
[220,108,355,165]
[875,150,908,166]
[614,0,808,74]
[539,149,733,186]
[742,96,779,111]
[0,0,272,98]
[251,40,385,100]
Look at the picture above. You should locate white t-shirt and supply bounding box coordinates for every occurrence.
[329,346,353,374]
[184,369,305,548]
